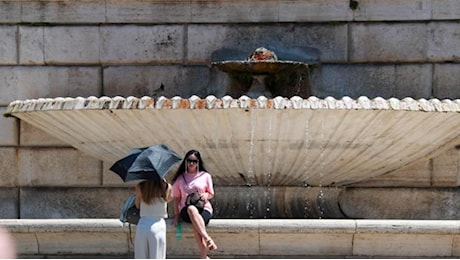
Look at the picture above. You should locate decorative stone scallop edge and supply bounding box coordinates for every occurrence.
[4,95,460,116]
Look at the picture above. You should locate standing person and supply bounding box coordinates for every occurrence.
[172,150,217,259]
[134,178,172,259]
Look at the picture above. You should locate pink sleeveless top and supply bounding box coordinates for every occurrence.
[172,171,215,213]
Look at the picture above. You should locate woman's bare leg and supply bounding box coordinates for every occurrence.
[187,206,217,252]
[191,225,208,258]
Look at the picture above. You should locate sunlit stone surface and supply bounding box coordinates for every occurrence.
[5,95,460,187]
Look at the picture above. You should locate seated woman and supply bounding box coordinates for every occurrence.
[172,149,218,259]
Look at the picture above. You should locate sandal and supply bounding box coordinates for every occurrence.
[206,238,217,251]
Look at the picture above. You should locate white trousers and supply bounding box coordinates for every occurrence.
[134,217,166,259]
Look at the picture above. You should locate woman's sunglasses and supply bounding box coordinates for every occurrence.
[186,159,198,164]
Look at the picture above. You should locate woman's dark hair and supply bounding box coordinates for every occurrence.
[171,149,207,183]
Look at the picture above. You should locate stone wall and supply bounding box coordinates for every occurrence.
[0,0,459,219]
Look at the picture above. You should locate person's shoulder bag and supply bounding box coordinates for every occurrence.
[182,175,206,212]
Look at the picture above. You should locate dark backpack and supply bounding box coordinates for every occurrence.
[120,194,140,225]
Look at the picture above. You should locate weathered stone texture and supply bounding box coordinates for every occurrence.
[312,64,389,98]
[293,24,348,63]
[350,23,428,62]
[103,65,209,98]
[0,148,18,187]
[352,159,432,187]
[19,187,131,218]
[279,0,352,22]
[432,147,460,186]
[187,24,348,63]
[20,121,68,147]
[394,64,433,99]
[44,26,100,64]
[106,0,191,24]
[353,233,453,257]
[17,148,101,187]
[0,67,101,105]
[433,63,460,99]
[428,22,460,61]
[19,25,185,65]
[353,0,432,21]
[21,0,106,23]
[261,233,352,256]
[314,63,434,99]
[0,188,19,218]
[0,26,17,65]
[0,107,18,146]
[100,25,184,64]
[37,232,129,255]
[339,188,460,219]
[0,1,21,23]
[191,0,279,23]
[19,26,45,65]
[432,0,460,19]
[11,233,37,255]
[454,234,460,257]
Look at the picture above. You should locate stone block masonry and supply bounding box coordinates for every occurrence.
[0,0,459,223]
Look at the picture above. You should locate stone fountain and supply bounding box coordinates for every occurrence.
[4,47,460,219]
[3,46,460,258]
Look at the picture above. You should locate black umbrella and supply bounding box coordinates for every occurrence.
[110,144,181,182]
[109,147,147,180]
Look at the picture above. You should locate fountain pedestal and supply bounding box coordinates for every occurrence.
[211,48,312,98]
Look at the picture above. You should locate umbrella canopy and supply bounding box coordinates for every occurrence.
[109,147,147,180]
[110,144,181,182]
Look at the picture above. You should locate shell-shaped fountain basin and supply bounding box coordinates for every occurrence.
[4,95,460,187]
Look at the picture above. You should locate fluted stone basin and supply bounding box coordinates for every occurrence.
[5,95,460,187]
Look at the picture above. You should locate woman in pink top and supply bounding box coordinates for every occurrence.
[172,149,217,258]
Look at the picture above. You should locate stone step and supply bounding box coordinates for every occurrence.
[1,219,459,258]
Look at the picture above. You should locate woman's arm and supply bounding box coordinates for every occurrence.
[201,191,213,201]
[202,172,215,201]
[171,180,182,226]
[135,183,141,209]
[163,182,173,202]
